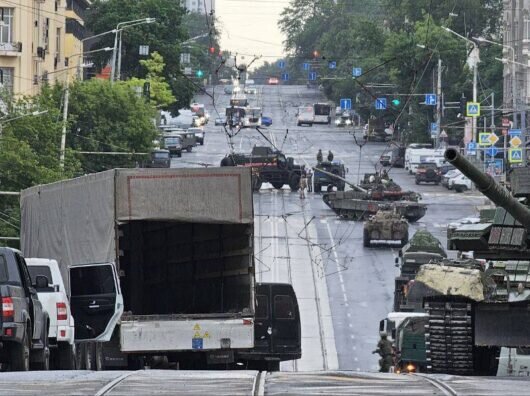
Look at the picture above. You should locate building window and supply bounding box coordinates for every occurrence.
[0,8,14,44]
[55,28,61,69]
[0,67,14,93]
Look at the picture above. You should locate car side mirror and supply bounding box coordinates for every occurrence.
[34,275,50,290]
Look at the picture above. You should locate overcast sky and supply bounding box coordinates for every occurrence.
[215,0,286,68]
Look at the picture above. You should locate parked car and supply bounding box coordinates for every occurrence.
[334,114,353,127]
[215,116,227,126]
[143,149,171,168]
[0,248,50,371]
[26,258,76,369]
[188,127,205,145]
[223,86,233,94]
[438,163,456,176]
[163,134,183,157]
[244,87,257,94]
[261,116,272,127]
[415,163,441,185]
[449,174,473,193]
[268,77,279,85]
[441,169,462,189]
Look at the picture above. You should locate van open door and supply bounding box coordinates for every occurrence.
[70,263,123,342]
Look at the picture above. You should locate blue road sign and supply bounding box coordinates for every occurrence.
[375,97,387,110]
[303,63,310,71]
[281,72,289,81]
[278,60,285,69]
[425,94,437,106]
[328,61,337,69]
[308,71,317,81]
[509,129,522,136]
[352,67,362,77]
[467,142,477,155]
[340,98,352,110]
[430,123,438,133]
[485,147,498,157]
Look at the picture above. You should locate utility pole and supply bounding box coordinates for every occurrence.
[436,57,442,148]
[60,77,69,170]
[473,56,479,160]
[117,30,123,81]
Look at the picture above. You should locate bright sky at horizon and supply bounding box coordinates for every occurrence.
[215,0,287,68]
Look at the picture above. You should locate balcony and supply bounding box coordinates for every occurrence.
[0,42,22,56]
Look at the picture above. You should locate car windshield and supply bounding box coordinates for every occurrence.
[153,152,169,159]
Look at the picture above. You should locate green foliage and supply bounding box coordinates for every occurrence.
[279,0,504,144]
[124,51,176,108]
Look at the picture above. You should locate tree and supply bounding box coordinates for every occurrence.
[124,51,176,108]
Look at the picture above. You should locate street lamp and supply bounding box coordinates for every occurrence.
[474,37,517,128]
[110,17,156,82]
[443,26,480,159]
[78,29,118,80]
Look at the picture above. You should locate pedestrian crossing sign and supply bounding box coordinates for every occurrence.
[466,102,480,117]
[509,148,523,163]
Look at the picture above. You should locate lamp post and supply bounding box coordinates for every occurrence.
[443,26,480,159]
[110,17,156,83]
[78,29,118,80]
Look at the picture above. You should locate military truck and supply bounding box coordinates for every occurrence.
[399,148,530,376]
[363,208,409,248]
[220,146,304,191]
[313,160,346,192]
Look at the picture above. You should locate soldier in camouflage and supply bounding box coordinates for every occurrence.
[373,333,394,372]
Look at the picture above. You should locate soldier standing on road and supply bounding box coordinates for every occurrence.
[373,333,394,372]
[327,150,334,162]
[306,168,313,192]
[299,170,308,199]
[317,149,323,163]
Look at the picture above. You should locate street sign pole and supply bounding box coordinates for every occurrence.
[436,57,442,148]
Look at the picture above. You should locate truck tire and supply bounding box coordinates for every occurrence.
[289,174,300,191]
[363,229,371,247]
[11,329,30,371]
[177,151,182,158]
[220,156,235,167]
[186,146,192,153]
[327,185,334,193]
[31,324,50,370]
[415,178,420,185]
[271,182,284,190]
[58,343,76,370]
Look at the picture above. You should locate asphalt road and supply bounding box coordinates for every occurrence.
[175,84,487,372]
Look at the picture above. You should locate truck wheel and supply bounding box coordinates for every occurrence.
[314,184,321,193]
[11,329,30,371]
[58,343,77,370]
[289,174,300,191]
[200,140,204,146]
[415,179,420,185]
[177,151,182,158]
[31,325,50,370]
[186,146,192,153]
[271,182,284,190]
[220,156,235,167]
[363,229,371,247]
[327,185,334,193]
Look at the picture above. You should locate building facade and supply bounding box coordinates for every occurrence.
[0,0,68,96]
[65,0,89,81]
[181,0,215,15]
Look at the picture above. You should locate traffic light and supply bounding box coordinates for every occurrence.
[391,98,401,106]
[196,69,204,78]
[459,95,467,116]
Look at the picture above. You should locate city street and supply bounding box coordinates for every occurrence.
[173,84,487,372]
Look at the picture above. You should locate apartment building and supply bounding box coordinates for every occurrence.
[65,0,89,80]
[0,0,66,96]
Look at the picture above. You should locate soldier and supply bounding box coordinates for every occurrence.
[328,150,334,162]
[299,171,308,199]
[306,168,313,192]
[317,149,323,163]
[373,333,394,372]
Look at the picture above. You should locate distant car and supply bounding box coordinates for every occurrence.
[415,163,441,185]
[449,174,472,193]
[215,117,227,126]
[246,79,255,85]
[224,86,233,94]
[188,127,205,145]
[244,87,257,94]
[261,116,272,126]
[27,258,76,369]
[442,169,462,189]
[143,149,171,168]
[334,115,353,127]
[268,77,279,85]
[335,106,342,116]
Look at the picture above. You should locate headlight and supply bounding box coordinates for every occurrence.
[335,119,341,125]
[406,363,416,373]
[346,119,352,125]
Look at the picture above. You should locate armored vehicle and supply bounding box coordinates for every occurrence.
[358,173,420,202]
[220,146,304,191]
[363,208,409,247]
[143,149,171,168]
[401,148,530,376]
[313,161,346,192]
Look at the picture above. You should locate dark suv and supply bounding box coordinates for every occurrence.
[415,163,441,185]
[0,248,49,371]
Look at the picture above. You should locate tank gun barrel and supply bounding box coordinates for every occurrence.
[445,148,530,229]
[311,167,367,193]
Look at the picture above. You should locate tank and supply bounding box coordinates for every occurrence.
[359,172,421,201]
[363,208,409,247]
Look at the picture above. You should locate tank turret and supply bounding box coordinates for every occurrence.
[444,148,530,230]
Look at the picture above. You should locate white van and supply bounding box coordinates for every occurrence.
[27,258,76,369]
[407,149,445,174]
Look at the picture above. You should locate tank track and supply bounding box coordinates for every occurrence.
[424,299,474,375]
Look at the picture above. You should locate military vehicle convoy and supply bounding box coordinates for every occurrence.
[381,148,530,376]
[363,208,409,247]
[220,146,304,191]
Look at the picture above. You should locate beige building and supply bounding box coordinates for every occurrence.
[0,0,66,96]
